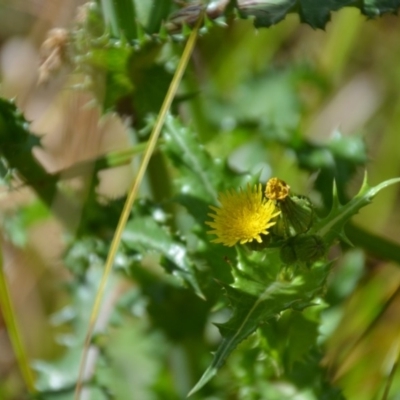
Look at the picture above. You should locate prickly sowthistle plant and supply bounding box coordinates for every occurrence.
[1,1,400,399]
[189,174,400,395]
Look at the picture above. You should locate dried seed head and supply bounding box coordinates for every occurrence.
[38,28,69,84]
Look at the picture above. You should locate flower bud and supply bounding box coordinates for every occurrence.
[293,234,326,264]
[265,178,314,238]
[280,241,297,265]
[280,234,325,266]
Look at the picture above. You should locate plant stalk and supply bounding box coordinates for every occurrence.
[73,14,204,400]
[0,246,36,394]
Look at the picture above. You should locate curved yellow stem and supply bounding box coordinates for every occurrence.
[73,16,203,399]
[0,247,37,394]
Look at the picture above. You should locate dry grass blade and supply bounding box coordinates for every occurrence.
[73,15,204,400]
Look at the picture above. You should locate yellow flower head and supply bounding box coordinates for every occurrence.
[265,177,290,200]
[206,184,280,247]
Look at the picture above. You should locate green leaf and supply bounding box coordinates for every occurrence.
[183,149,400,398]
[90,42,134,110]
[231,247,281,295]
[163,114,221,203]
[0,97,58,205]
[298,0,333,29]
[65,237,109,277]
[75,37,134,111]
[130,62,172,124]
[236,0,400,29]
[346,223,400,265]
[100,0,137,40]
[1,201,50,247]
[161,115,242,286]
[145,0,173,33]
[238,0,296,28]
[95,319,166,400]
[293,130,368,208]
[362,0,400,16]
[188,262,329,395]
[122,217,204,298]
[71,4,135,111]
[279,309,321,368]
[33,266,120,396]
[311,174,400,245]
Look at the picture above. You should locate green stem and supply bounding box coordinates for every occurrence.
[100,0,137,40]
[0,246,36,394]
[346,223,400,266]
[99,0,119,37]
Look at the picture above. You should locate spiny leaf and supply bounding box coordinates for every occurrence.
[0,97,58,205]
[0,97,117,232]
[72,29,134,111]
[146,0,173,33]
[122,217,204,298]
[188,262,329,395]
[237,0,400,30]
[238,0,296,28]
[230,247,282,295]
[291,130,368,209]
[130,63,172,124]
[90,42,134,110]
[363,0,400,16]
[189,174,400,394]
[298,0,333,29]
[107,0,138,40]
[70,2,137,111]
[311,174,400,245]
[163,114,221,203]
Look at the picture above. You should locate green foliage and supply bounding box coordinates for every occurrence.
[70,2,135,111]
[0,98,57,204]
[163,0,400,30]
[2,1,400,400]
[311,175,400,245]
[189,262,329,395]
[238,0,400,29]
[189,174,400,394]
[122,215,204,297]
[163,114,221,202]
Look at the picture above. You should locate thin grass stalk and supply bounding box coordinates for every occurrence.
[73,15,204,400]
[381,341,400,400]
[0,246,37,394]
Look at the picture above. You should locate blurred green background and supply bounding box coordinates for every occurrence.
[1,1,400,399]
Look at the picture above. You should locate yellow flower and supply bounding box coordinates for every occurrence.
[206,184,280,247]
